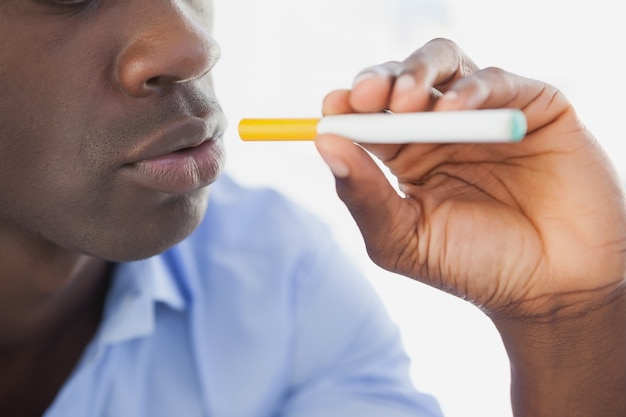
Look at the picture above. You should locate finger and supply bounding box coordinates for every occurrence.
[433,67,571,134]
[322,89,353,116]
[348,61,402,113]
[390,38,480,113]
[330,38,480,116]
[322,87,406,162]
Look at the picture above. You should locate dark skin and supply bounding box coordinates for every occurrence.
[0,0,224,415]
[1,1,625,417]
[316,38,626,416]
[0,257,111,416]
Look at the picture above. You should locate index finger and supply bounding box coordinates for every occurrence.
[389,38,480,112]
[321,89,406,162]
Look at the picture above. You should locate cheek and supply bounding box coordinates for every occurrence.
[0,61,117,250]
[0,77,93,204]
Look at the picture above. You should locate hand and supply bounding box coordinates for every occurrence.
[315,38,626,320]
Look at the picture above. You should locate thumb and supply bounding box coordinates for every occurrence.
[315,134,413,265]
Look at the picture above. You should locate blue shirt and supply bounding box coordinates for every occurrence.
[44,175,443,417]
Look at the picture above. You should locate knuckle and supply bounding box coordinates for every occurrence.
[480,66,507,78]
[429,37,458,49]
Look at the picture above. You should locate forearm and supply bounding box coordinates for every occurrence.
[494,286,626,417]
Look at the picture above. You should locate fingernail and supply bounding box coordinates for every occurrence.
[352,72,379,88]
[394,74,416,93]
[320,153,350,178]
[352,65,389,88]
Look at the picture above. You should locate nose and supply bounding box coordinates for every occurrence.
[115,2,220,98]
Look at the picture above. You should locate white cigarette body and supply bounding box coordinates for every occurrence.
[317,109,526,143]
[238,109,527,143]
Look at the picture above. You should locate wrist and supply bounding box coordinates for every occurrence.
[492,283,626,417]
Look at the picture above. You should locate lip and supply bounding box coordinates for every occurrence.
[123,117,226,194]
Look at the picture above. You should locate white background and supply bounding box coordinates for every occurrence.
[211,1,625,416]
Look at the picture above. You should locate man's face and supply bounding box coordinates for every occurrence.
[0,0,226,261]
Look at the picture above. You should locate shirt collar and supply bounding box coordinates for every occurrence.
[97,253,187,346]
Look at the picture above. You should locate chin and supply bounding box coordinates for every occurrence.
[82,188,210,262]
